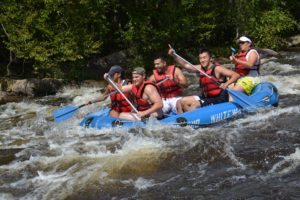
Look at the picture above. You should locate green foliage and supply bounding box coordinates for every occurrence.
[0,0,299,79]
[250,9,298,49]
[118,0,218,69]
[0,0,109,78]
[226,0,298,50]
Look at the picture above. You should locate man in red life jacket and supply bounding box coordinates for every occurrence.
[119,67,163,121]
[229,36,260,98]
[86,65,132,118]
[149,54,188,114]
[168,48,240,113]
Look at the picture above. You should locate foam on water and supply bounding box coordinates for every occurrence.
[261,61,296,74]
[0,101,46,118]
[55,86,102,100]
[0,193,14,200]
[261,75,300,95]
[133,177,155,190]
[226,105,300,129]
[269,148,300,175]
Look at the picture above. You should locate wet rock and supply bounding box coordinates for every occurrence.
[6,79,30,95]
[0,148,23,165]
[87,51,129,79]
[81,80,106,88]
[287,34,300,47]
[0,91,23,105]
[4,78,63,97]
[88,50,127,69]
[256,48,279,58]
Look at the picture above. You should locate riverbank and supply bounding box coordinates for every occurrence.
[0,78,106,105]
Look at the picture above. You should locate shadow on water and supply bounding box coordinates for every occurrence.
[0,148,23,165]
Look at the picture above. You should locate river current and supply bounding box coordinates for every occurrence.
[0,50,300,200]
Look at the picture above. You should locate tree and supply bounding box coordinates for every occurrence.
[0,0,109,78]
[0,0,299,79]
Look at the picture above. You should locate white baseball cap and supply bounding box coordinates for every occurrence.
[239,36,252,43]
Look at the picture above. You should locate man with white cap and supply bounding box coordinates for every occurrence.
[86,65,132,118]
[119,67,163,120]
[229,35,260,97]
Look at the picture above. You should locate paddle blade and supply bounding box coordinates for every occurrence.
[230,47,237,54]
[53,106,79,123]
[227,89,257,111]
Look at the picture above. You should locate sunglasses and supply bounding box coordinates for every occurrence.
[239,41,247,44]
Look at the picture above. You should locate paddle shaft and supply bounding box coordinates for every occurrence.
[170,46,257,110]
[102,78,168,101]
[92,79,130,103]
[172,51,253,105]
[105,75,139,113]
[173,51,222,86]
[54,78,170,123]
[55,104,85,118]
[53,103,87,123]
[156,77,170,85]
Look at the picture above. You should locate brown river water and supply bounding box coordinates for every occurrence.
[0,50,300,200]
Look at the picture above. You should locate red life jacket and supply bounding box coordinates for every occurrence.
[132,80,158,111]
[199,64,225,98]
[109,82,132,112]
[235,49,260,76]
[153,65,183,98]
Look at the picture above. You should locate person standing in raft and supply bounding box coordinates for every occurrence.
[149,54,188,114]
[168,48,240,113]
[229,35,261,98]
[86,65,132,118]
[118,67,163,121]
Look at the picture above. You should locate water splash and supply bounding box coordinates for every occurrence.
[269,148,300,175]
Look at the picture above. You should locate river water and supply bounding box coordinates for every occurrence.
[0,51,300,200]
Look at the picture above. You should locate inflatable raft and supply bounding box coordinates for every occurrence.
[80,82,279,129]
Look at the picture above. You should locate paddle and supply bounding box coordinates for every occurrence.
[53,76,170,123]
[169,45,257,110]
[53,89,117,123]
[53,104,87,123]
[156,76,170,86]
[104,74,170,111]
[54,90,115,123]
[53,78,135,123]
[230,47,237,54]
[104,73,141,121]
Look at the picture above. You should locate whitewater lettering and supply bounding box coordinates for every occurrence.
[210,108,241,123]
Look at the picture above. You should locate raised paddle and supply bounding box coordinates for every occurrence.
[169,45,257,110]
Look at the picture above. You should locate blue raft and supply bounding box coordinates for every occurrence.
[80,82,279,129]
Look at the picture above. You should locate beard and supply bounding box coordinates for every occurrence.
[201,62,209,68]
[157,67,164,74]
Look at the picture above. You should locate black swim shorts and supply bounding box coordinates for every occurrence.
[199,90,229,107]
